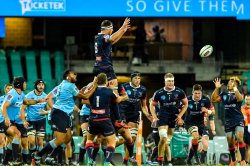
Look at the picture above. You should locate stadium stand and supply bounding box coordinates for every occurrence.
[10,51,23,77]
[0,50,10,93]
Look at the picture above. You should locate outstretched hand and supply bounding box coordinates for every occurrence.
[122,18,131,32]
[213,77,223,88]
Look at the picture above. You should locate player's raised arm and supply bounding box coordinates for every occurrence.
[110,18,131,44]
[211,77,222,102]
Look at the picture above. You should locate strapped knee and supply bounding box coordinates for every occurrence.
[130,128,138,137]
[188,126,198,135]
[159,129,167,139]
[82,129,88,138]
[27,130,36,137]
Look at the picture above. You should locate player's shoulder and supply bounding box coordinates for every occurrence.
[187,95,192,100]
[123,82,130,87]
[140,84,146,90]
[42,92,47,97]
[201,95,210,101]
[175,86,185,92]
[155,87,164,94]
[25,90,35,97]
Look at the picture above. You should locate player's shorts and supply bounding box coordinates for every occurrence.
[122,112,140,124]
[15,123,28,138]
[51,108,72,133]
[158,115,176,128]
[88,118,115,136]
[28,118,46,136]
[244,126,250,145]
[80,115,90,124]
[93,66,117,81]
[225,121,244,133]
[0,120,9,133]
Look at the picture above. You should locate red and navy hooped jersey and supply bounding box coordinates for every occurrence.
[94,33,112,67]
[89,86,117,119]
[119,82,147,114]
[185,95,213,126]
[152,86,186,117]
[219,92,243,126]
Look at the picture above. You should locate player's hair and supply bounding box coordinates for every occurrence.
[193,84,202,91]
[229,76,241,86]
[96,73,107,85]
[34,79,45,90]
[13,77,26,91]
[4,83,12,89]
[63,69,77,80]
[245,94,250,98]
[101,20,113,30]
[164,73,174,79]
[131,71,141,79]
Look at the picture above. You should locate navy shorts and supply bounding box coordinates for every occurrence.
[93,66,117,81]
[16,123,28,138]
[225,121,244,133]
[122,112,140,124]
[0,121,9,133]
[158,115,176,128]
[80,115,90,124]
[28,118,46,136]
[51,108,72,133]
[88,118,115,136]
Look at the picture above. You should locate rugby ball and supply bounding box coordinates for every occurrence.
[199,45,213,58]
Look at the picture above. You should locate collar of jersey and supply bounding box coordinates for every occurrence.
[98,85,106,87]
[129,82,140,88]
[192,95,201,102]
[163,86,175,92]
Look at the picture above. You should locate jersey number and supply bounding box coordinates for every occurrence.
[94,42,98,54]
[96,96,100,107]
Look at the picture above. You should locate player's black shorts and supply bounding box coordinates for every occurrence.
[203,128,209,136]
[158,115,176,128]
[225,121,244,133]
[93,66,117,81]
[51,108,72,133]
[27,118,46,136]
[80,115,90,124]
[16,123,28,138]
[244,126,250,145]
[122,112,140,124]
[0,120,9,133]
[88,118,115,136]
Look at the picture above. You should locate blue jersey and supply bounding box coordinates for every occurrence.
[219,92,244,127]
[185,95,213,126]
[80,104,91,116]
[0,89,25,123]
[53,80,79,115]
[94,33,112,67]
[0,95,5,107]
[47,86,58,121]
[89,86,117,119]
[25,91,47,121]
[119,82,147,114]
[152,86,186,118]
